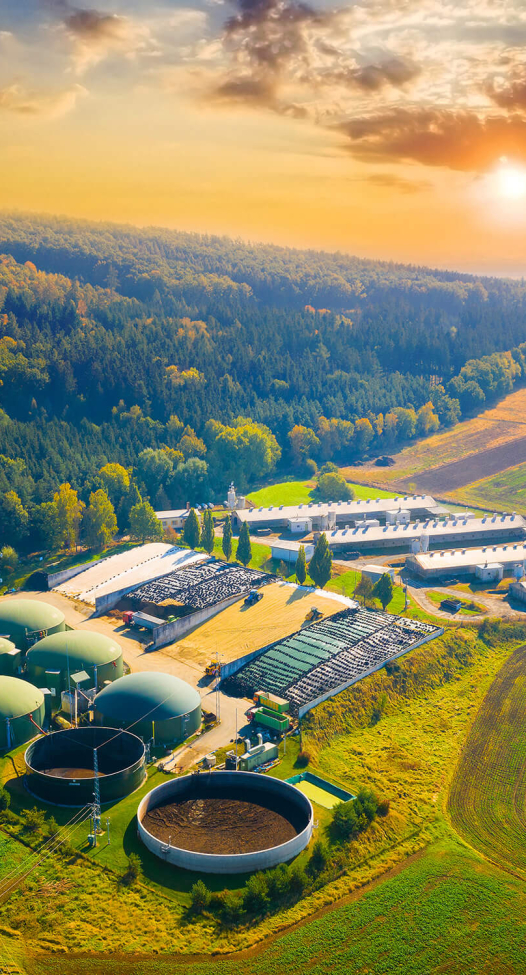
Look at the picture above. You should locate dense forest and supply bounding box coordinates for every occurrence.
[1,211,526,552]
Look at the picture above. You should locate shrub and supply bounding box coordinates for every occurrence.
[307,839,328,876]
[295,750,311,768]
[0,786,10,812]
[377,798,390,817]
[266,863,290,900]
[328,790,380,844]
[23,808,46,834]
[190,880,211,914]
[244,872,269,913]
[287,862,307,896]
[122,853,141,885]
[221,892,244,926]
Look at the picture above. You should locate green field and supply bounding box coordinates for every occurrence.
[247,480,400,507]
[449,461,526,513]
[425,590,486,616]
[449,642,526,880]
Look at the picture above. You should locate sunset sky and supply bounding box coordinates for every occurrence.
[3,0,526,273]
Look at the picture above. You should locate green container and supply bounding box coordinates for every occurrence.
[253,707,289,733]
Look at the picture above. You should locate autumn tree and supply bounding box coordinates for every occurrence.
[354,574,374,605]
[236,521,252,567]
[288,425,320,468]
[316,472,353,502]
[308,533,332,589]
[83,489,117,550]
[99,463,130,506]
[354,418,374,454]
[54,483,84,550]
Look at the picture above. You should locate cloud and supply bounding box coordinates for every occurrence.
[486,70,526,110]
[362,172,430,192]
[0,82,87,118]
[338,108,526,171]
[43,1,157,73]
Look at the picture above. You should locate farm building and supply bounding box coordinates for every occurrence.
[323,513,525,555]
[270,540,314,564]
[408,543,526,580]
[510,580,526,603]
[361,565,396,583]
[155,508,201,531]
[0,676,45,749]
[94,671,201,744]
[233,495,441,532]
[224,608,441,717]
[0,599,65,651]
[26,631,123,698]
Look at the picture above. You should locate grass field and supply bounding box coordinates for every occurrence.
[247,479,400,507]
[448,642,526,880]
[425,590,486,616]
[448,460,526,513]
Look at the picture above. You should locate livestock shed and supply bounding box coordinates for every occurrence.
[0,676,45,749]
[361,565,396,583]
[323,513,526,555]
[94,671,201,744]
[233,495,440,531]
[26,631,123,698]
[408,542,526,580]
[225,608,441,717]
[270,541,314,564]
[0,599,65,651]
[510,580,526,604]
[0,638,21,677]
[155,509,200,531]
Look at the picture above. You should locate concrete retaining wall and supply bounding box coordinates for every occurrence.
[150,594,244,649]
[137,770,313,874]
[48,559,104,589]
[298,628,443,718]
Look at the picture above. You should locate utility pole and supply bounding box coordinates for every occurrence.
[106,817,110,846]
[92,747,101,847]
[235,708,238,769]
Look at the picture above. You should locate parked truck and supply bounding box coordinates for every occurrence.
[253,690,290,714]
[122,611,164,631]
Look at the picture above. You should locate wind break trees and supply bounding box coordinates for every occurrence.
[308,533,332,589]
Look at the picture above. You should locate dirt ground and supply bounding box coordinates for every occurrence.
[165,581,344,668]
[143,797,297,853]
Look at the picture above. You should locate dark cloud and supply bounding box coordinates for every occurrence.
[61,7,126,43]
[337,109,526,170]
[486,71,526,110]
[326,55,420,92]
[223,0,328,71]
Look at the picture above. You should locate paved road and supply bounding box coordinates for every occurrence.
[4,591,253,767]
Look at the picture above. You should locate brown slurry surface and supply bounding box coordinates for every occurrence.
[142,797,297,854]
[41,767,106,778]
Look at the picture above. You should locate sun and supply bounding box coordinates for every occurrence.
[495,162,526,200]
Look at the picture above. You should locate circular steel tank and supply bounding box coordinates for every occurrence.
[25,727,146,806]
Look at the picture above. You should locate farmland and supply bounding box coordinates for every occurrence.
[448,460,526,512]
[448,641,526,880]
[340,387,526,506]
[247,480,400,507]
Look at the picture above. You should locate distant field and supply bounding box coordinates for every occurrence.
[448,642,526,880]
[340,387,526,503]
[247,479,400,507]
[448,460,526,513]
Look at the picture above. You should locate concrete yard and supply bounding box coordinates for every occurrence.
[162,581,345,669]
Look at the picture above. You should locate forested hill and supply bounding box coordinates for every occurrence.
[1,211,526,542]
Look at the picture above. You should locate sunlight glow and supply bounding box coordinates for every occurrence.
[495,164,526,200]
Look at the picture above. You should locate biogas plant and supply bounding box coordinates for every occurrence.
[0,555,443,885]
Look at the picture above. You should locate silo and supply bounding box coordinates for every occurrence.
[0,599,65,652]
[94,671,201,744]
[26,631,123,699]
[0,676,45,749]
[0,638,21,677]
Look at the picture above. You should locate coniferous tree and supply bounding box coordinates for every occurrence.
[373,573,394,610]
[202,508,215,554]
[236,521,252,567]
[183,508,201,549]
[308,533,332,589]
[295,544,307,585]
[222,515,233,562]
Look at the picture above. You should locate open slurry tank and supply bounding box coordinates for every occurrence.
[25,727,146,806]
[138,771,313,874]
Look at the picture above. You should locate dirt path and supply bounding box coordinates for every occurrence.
[406,582,525,621]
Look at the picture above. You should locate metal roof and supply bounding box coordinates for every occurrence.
[27,630,122,669]
[410,543,526,571]
[0,599,64,634]
[0,676,44,719]
[236,495,438,524]
[155,509,190,519]
[94,671,200,722]
[0,638,16,655]
[325,514,525,547]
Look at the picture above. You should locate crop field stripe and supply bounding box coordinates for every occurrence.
[448,643,526,879]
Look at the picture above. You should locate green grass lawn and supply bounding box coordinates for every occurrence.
[1,540,138,595]
[247,479,401,508]
[426,590,486,615]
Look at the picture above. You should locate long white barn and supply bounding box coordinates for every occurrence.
[408,542,526,579]
[323,513,526,553]
[234,495,442,531]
